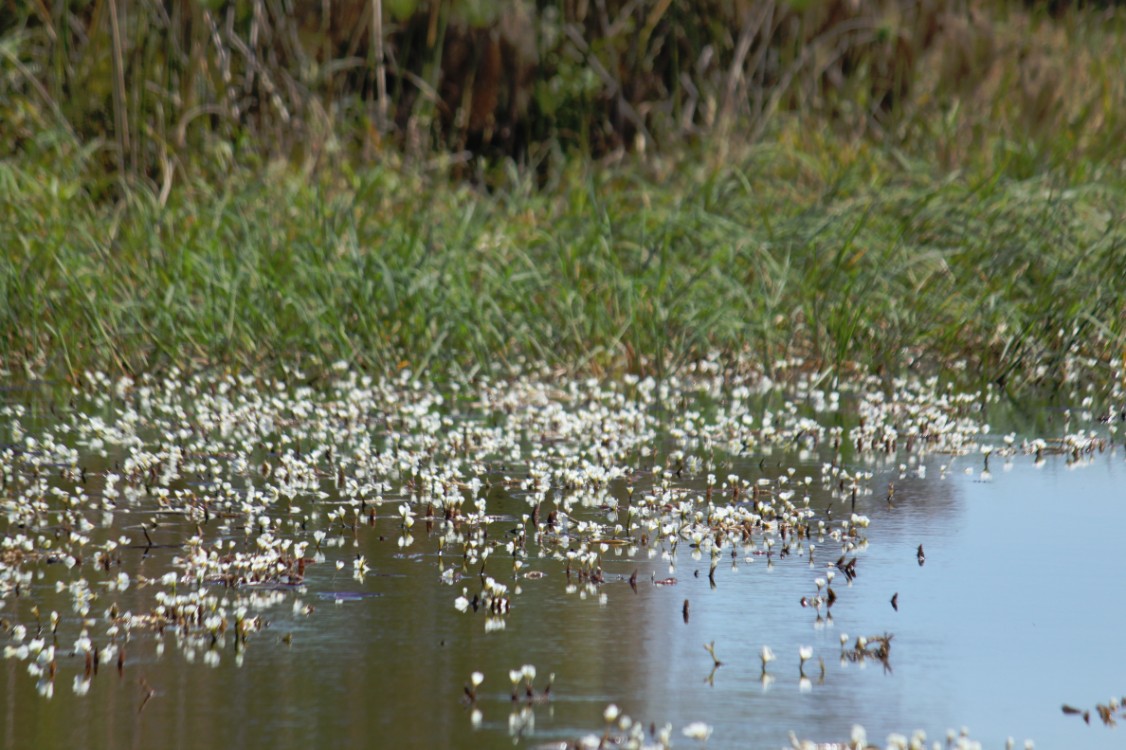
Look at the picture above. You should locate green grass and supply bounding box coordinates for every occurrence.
[2,126,1124,394]
[3,2,1125,393]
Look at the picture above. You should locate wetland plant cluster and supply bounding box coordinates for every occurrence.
[5,135,1126,392]
[1,356,1122,747]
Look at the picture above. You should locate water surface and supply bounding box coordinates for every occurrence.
[1,377,1123,750]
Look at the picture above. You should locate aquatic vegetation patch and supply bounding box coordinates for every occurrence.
[3,145,1125,394]
[0,356,1122,744]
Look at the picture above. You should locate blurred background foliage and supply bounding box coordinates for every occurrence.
[2,0,1125,191]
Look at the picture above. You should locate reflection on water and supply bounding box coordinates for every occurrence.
[4,453,1122,750]
[643,451,1126,750]
[1,376,1124,750]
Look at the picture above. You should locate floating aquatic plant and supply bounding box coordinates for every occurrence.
[0,356,1119,748]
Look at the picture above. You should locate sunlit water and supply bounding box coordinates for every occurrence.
[1,383,1123,750]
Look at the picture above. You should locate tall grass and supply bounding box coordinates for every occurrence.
[3,3,1125,390]
[2,133,1123,392]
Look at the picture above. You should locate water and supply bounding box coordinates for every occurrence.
[1,374,1123,749]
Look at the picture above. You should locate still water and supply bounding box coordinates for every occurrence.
[0,375,1123,750]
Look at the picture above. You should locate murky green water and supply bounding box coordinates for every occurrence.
[1,373,1123,749]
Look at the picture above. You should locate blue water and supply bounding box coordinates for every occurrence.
[610,449,1126,749]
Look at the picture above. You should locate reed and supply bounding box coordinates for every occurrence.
[2,132,1123,393]
[3,3,1125,390]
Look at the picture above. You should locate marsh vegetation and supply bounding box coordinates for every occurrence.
[2,1,1125,391]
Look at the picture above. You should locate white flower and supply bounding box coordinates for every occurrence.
[4,645,29,660]
[603,704,620,723]
[682,721,712,741]
[470,671,484,688]
[36,645,55,666]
